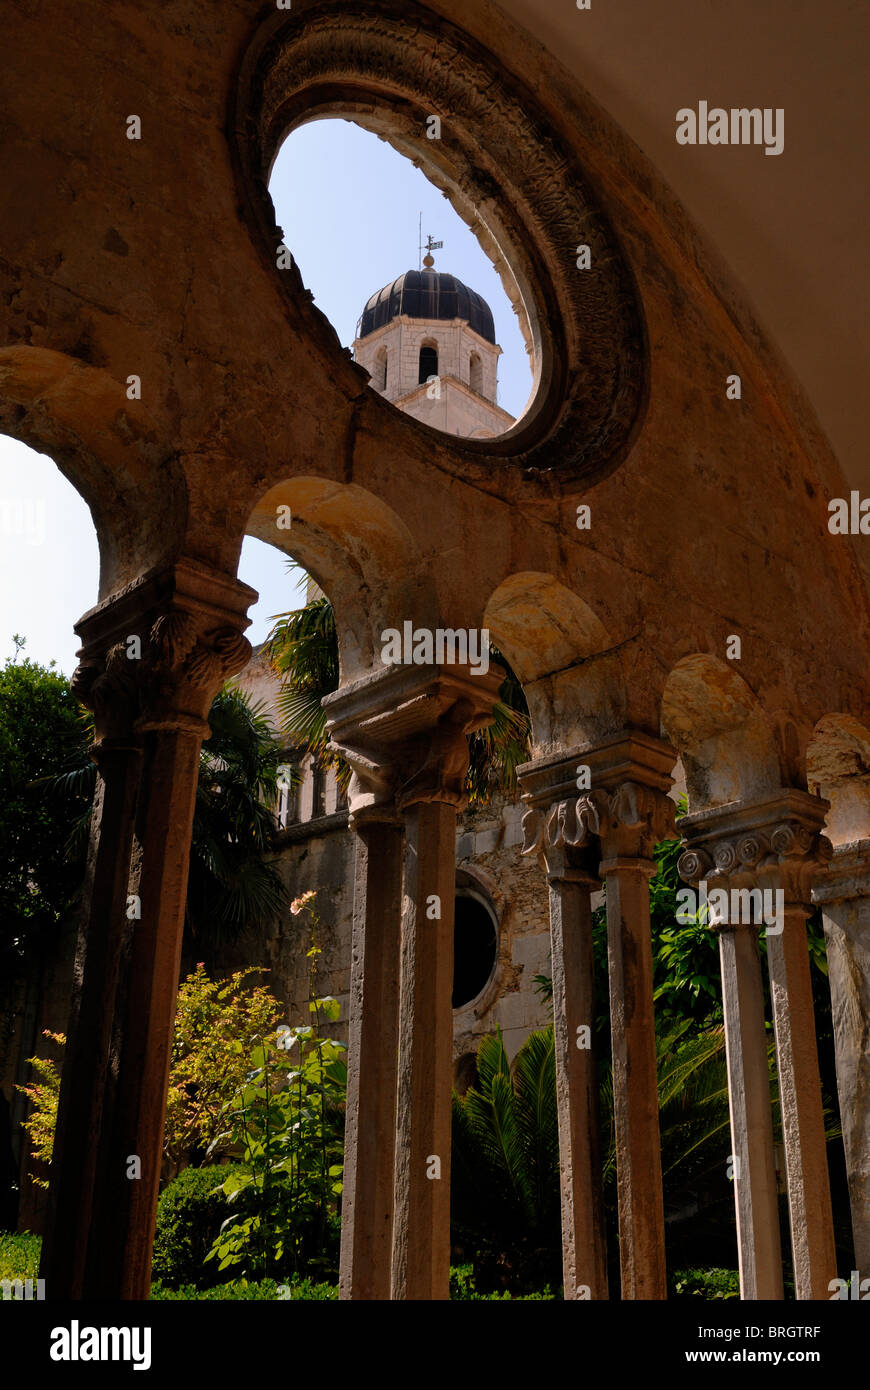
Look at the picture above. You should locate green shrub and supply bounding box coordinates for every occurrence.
[449,1262,556,1300]
[0,1230,41,1281]
[205,911,346,1284]
[151,1164,247,1288]
[671,1267,740,1299]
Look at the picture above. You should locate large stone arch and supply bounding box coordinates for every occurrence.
[807,714,870,847]
[0,346,187,596]
[660,653,780,812]
[246,475,436,682]
[483,571,621,750]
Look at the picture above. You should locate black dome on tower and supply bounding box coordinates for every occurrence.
[357,269,496,344]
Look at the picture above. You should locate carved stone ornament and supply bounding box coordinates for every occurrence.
[679,810,833,909]
[397,698,485,810]
[330,743,398,828]
[522,780,676,872]
[72,614,252,738]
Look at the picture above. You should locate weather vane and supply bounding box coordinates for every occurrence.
[418,214,443,269]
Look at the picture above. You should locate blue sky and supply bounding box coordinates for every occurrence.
[0,119,529,674]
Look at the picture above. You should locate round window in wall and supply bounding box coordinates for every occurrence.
[452,893,498,1009]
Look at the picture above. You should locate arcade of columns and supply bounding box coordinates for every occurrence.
[3,1,869,1300]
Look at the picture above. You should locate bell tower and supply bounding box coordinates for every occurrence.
[352,246,514,438]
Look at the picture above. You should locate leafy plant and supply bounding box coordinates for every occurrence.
[452,1025,562,1292]
[185,688,289,941]
[0,654,91,983]
[0,1230,41,1281]
[14,1030,65,1189]
[16,969,288,1183]
[206,893,347,1282]
[671,1267,740,1299]
[164,965,284,1169]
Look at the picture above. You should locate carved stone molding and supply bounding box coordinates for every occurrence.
[231,0,647,487]
[520,796,599,884]
[678,790,833,915]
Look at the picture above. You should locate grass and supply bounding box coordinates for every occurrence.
[0,1230,740,1300]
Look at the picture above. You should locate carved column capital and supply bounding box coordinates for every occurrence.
[518,732,678,876]
[678,790,833,918]
[72,559,256,740]
[323,661,503,822]
[520,797,600,884]
[811,838,870,908]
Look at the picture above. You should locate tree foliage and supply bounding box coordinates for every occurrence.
[14,1030,65,1189]
[17,969,288,1182]
[0,653,91,980]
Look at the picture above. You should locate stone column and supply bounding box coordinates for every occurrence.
[518,760,608,1300]
[677,830,783,1300]
[338,815,403,1299]
[71,561,255,1300]
[518,733,676,1300]
[40,634,142,1299]
[322,736,403,1302]
[324,664,501,1302]
[582,736,677,1301]
[391,796,458,1300]
[679,791,836,1301]
[813,841,870,1276]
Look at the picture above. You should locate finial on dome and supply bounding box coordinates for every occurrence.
[422,251,434,269]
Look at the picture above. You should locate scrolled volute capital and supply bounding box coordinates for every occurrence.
[677,847,713,885]
[769,820,814,859]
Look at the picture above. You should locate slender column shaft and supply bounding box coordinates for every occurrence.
[821,896,870,1272]
[339,820,404,1300]
[87,725,204,1299]
[766,909,837,1299]
[718,926,783,1298]
[602,857,666,1299]
[40,740,141,1299]
[814,845,870,1276]
[391,800,456,1301]
[548,871,608,1299]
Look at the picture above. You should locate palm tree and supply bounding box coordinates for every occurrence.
[48,685,289,944]
[451,1021,740,1292]
[266,572,531,802]
[451,1026,562,1291]
[185,688,289,940]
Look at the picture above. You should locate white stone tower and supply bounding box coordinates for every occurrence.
[352,250,514,438]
